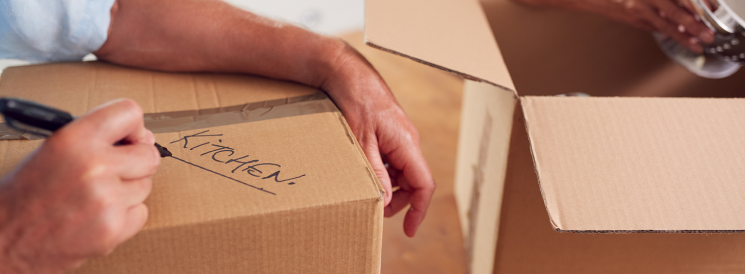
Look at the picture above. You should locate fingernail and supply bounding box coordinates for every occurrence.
[678,25,686,33]
[699,30,715,44]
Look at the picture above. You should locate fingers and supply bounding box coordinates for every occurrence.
[119,178,153,206]
[114,204,149,246]
[136,129,156,146]
[678,0,695,13]
[113,143,161,180]
[635,0,704,53]
[385,137,435,237]
[384,185,412,217]
[403,185,435,237]
[654,0,714,43]
[362,139,394,206]
[67,99,148,145]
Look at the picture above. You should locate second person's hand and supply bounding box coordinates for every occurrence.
[517,0,715,53]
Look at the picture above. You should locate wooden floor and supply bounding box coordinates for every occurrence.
[340,32,469,274]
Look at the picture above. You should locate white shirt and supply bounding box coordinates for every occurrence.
[0,0,115,62]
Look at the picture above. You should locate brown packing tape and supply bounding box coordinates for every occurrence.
[145,92,336,133]
[0,92,336,138]
[0,124,34,140]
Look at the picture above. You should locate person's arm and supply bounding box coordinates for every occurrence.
[513,0,714,53]
[94,0,435,237]
[0,100,160,274]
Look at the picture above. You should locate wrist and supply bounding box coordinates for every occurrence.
[318,43,389,105]
[310,37,357,88]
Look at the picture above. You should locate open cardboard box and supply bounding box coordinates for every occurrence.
[366,0,745,273]
[0,62,384,274]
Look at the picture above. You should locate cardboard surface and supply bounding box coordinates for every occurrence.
[364,0,515,92]
[0,62,384,273]
[453,81,516,274]
[522,97,745,232]
[495,108,745,273]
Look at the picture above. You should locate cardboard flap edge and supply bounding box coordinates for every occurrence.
[364,0,516,93]
[364,40,514,94]
[518,97,564,230]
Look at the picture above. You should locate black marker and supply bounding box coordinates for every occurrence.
[0,97,171,157]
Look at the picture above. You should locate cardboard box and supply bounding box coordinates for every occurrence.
[366,0,745,273]
[0,62,384,274]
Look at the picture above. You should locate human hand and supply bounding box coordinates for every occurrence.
[321,44,436,237]
[518,0,715,53]
[0,99,160,274]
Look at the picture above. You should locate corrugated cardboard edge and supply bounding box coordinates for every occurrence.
[364,41,515,94]
[519,97,563,231]
[334,111,387,201]
[363,0,517,95]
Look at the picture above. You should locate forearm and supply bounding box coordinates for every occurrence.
[95,0,346,89]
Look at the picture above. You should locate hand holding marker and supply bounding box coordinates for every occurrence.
[0,97,171,157]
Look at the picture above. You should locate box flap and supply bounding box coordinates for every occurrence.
[522,96,745,232]
[364,0,515,92]
[454,80,516,273]
[0,62,385,230]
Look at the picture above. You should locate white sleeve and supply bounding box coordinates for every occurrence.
[0,0,116,62]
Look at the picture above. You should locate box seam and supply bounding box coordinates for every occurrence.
[333,109,386,201]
